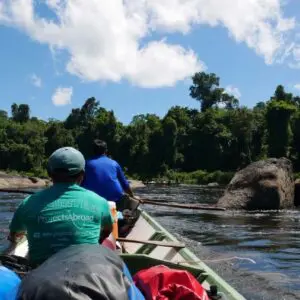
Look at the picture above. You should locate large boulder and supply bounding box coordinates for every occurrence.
[217,158,294,210]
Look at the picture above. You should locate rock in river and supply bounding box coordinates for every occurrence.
[217,158,295,210]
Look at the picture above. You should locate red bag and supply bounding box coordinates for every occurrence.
[133,265,210,300]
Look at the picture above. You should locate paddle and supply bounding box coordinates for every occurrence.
[0,189,226,211]
[117,237,185,249]
[134,196,226,211]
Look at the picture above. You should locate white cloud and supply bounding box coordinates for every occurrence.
[294,84,300,91]
[0,0,298,86]
[225,85,241,99]
[30,73,42,87]
[51,87,73,106]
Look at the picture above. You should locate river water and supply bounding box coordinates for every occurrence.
[1,185,300,300]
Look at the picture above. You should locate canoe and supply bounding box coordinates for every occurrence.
[1,208,246,300]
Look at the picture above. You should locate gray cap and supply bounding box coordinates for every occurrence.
[48,147,85,175]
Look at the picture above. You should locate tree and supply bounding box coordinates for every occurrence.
[189,72,239,112]
[11,103,30,123]
[80,97,100,124]
[222,108,254,169]
[271,85,293,103]
[0,110,8,119]
[190,72,224,112]
[64,108,81,129]
[185,109,231,171]
[45,121,75,157]
[2,78,300,179]
[161,117,178,169]
[266,100,296,157]
[11,103,18,119]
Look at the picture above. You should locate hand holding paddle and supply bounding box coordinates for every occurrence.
[132,195,144,204]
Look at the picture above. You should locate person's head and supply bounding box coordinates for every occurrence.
[93,139,107,156]
[47,147,85,184]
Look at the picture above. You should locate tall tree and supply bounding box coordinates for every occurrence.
[11,103,30,123]
[271,85,293,103]
[189,72,239,112]
[190,72,223,112]
[266,100,296,157]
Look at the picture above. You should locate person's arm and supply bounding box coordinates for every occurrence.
[99,223,113,244]
[99,201,114,243]
[3,201,27,254]
[116,163,131,192]
[116,162,142,200]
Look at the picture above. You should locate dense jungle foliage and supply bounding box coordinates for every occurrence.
[1,71,300,183]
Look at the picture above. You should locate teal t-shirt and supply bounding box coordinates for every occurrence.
[9,183,114,265]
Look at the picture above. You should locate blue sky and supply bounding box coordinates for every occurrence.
[0,0,300,124]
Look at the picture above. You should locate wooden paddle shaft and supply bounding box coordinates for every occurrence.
[141,199,226,211]
[117,237,185,249]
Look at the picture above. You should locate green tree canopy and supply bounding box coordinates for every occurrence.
[2,73,300,180]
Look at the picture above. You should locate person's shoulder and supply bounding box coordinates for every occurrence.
[31,186,57,199]
[105,156,119,166]
[102,155,114,162]
[84,190,110,209]
[85,158,96,166]
[19,187,52,207]
[88,156,110,165]
[77,185,108,201]
[102,156,120,167]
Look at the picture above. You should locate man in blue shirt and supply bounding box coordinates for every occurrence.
[81,140,141,211]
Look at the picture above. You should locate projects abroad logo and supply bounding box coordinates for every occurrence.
[38,210,101,230]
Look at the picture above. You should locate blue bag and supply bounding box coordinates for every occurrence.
[0,266,21,300]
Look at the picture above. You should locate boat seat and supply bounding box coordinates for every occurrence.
[135,231,167,255]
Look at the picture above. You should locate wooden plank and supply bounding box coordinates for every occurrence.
[117,237,185,249]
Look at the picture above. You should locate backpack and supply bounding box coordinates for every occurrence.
[16,244,144,300]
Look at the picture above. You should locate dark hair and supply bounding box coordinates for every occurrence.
[93,139,107,156]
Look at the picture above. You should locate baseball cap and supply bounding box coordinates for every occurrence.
[48,147,85,176]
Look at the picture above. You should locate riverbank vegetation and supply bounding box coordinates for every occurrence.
[1,71,300,184]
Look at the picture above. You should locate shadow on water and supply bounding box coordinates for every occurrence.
[1,186,300,299]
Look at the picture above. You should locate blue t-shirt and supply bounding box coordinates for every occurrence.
[81,155,130,202]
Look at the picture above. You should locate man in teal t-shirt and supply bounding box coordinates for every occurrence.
[7,147,114,266]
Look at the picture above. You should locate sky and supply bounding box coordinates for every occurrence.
[0,0,300,125]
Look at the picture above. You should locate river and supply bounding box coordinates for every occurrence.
[1,185,300,300]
